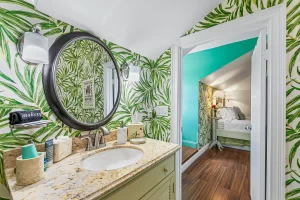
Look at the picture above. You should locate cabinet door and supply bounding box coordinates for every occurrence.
[101,155,175,200]
[141,172,175,200]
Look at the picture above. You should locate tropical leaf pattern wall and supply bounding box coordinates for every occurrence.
[0,0,299,199]
[187,0,298,198]
[56,39,110,123]
[198,82,214,148]
[0,1,171,198]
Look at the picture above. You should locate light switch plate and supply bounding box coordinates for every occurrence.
[155,106,168,116]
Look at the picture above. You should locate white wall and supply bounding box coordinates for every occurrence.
[224,76,251,117]
[225,90,251,117]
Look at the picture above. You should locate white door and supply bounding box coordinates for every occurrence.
[250,29,267,200]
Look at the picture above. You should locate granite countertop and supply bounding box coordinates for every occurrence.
[5,138,180,200]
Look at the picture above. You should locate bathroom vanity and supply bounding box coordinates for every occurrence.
[4,32,180,200]
[5,138,180,200]
[101,151,175,200]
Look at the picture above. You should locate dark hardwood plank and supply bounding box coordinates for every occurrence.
[227,170,246,200]
[197,165,226,200]
[182,146,198,164]
[212,187,231,200]
[226,150,240,171]
[239,195,251,200]
[182,178,207,200]
[198,162,219,181]
[187,160,211,179]
[218,149,232,167]
[182,147,250,200]
[210,148,227,166]
[218,167,235,190]
[184,149,214,174]
[241,177,250,197]
[182,173,195,189]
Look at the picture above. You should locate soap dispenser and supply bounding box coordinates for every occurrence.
[117,121,127,144]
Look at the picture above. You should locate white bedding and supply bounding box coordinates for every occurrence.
[216,107,238,121]
[218,119,251,133]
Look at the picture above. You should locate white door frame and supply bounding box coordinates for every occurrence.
[171,3,286,200]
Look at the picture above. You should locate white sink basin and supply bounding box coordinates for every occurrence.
[81,147,144,171]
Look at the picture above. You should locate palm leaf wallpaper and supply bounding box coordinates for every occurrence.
[56,39,110,123]
[0,1,171,198]
[0,0,298,199]
[198,82,214,148]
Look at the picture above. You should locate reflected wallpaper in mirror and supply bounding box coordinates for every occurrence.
[55,39,118,124]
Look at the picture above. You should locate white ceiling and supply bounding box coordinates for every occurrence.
[35,0,223,60]
[201,51,252,91]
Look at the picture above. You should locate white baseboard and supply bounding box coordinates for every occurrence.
[181,143,209,173]
[182,140,198,148]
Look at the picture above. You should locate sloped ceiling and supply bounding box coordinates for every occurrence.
[35,0,223,60]
[183,37,258,84]
[201,51,252,91]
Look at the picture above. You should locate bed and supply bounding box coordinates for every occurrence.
[217,119,251,141]
[211,107,251,151]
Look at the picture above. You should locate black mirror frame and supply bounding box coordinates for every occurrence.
[43,32,121,131]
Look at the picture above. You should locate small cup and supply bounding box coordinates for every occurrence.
[22,144,38,160]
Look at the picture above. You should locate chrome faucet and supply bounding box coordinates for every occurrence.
[81,126,110,151]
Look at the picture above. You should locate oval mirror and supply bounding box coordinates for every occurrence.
[43,32,121,130]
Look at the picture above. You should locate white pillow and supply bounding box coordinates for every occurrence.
[228,108,238,121]
[216,107,238,121]
[216,108,224,118]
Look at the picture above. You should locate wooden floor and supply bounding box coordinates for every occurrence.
[182,146,198,164]
[182,147,250,200]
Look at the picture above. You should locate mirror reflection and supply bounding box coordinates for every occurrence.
[54,39,119,124]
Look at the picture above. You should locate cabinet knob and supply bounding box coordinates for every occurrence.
[163,167,169,172]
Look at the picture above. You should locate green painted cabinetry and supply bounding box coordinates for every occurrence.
[101,154,175,200]
[141,172,175,200]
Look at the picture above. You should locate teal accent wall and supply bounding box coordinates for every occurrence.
[182,38,258,148]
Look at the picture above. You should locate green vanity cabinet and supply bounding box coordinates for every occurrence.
[141,172,175,200]
[101,154,176,200]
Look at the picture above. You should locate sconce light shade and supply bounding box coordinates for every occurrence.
[128,64,140,82]
[22,32,48,64]
[121,62,140,82]
[17,24,48,65]
[213,90,224,98]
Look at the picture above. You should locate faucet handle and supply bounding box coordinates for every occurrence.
[81,136,93,151]
[100,126,109,136]
[97,126,109,148]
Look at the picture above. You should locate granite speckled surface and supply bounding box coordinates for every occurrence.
[5,138,180,200]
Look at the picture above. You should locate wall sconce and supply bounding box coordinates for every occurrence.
[224,93,233,101]
[213,90,224,99]
[121,62,140,82]
[213,90,225,107]
[17,24,48,65]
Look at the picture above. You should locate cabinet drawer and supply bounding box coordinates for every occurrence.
[101,154,175,200]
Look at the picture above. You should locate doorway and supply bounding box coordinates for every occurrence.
[180,31,266,199]
[171,4,286,200]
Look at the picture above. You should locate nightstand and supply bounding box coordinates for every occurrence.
[209,117,223,151]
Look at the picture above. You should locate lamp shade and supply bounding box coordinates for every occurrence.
[213,90,224,98]
[22,32,48,64]
[128,64,140,82]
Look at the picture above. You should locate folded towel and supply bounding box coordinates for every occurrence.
[9,110,43,125]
